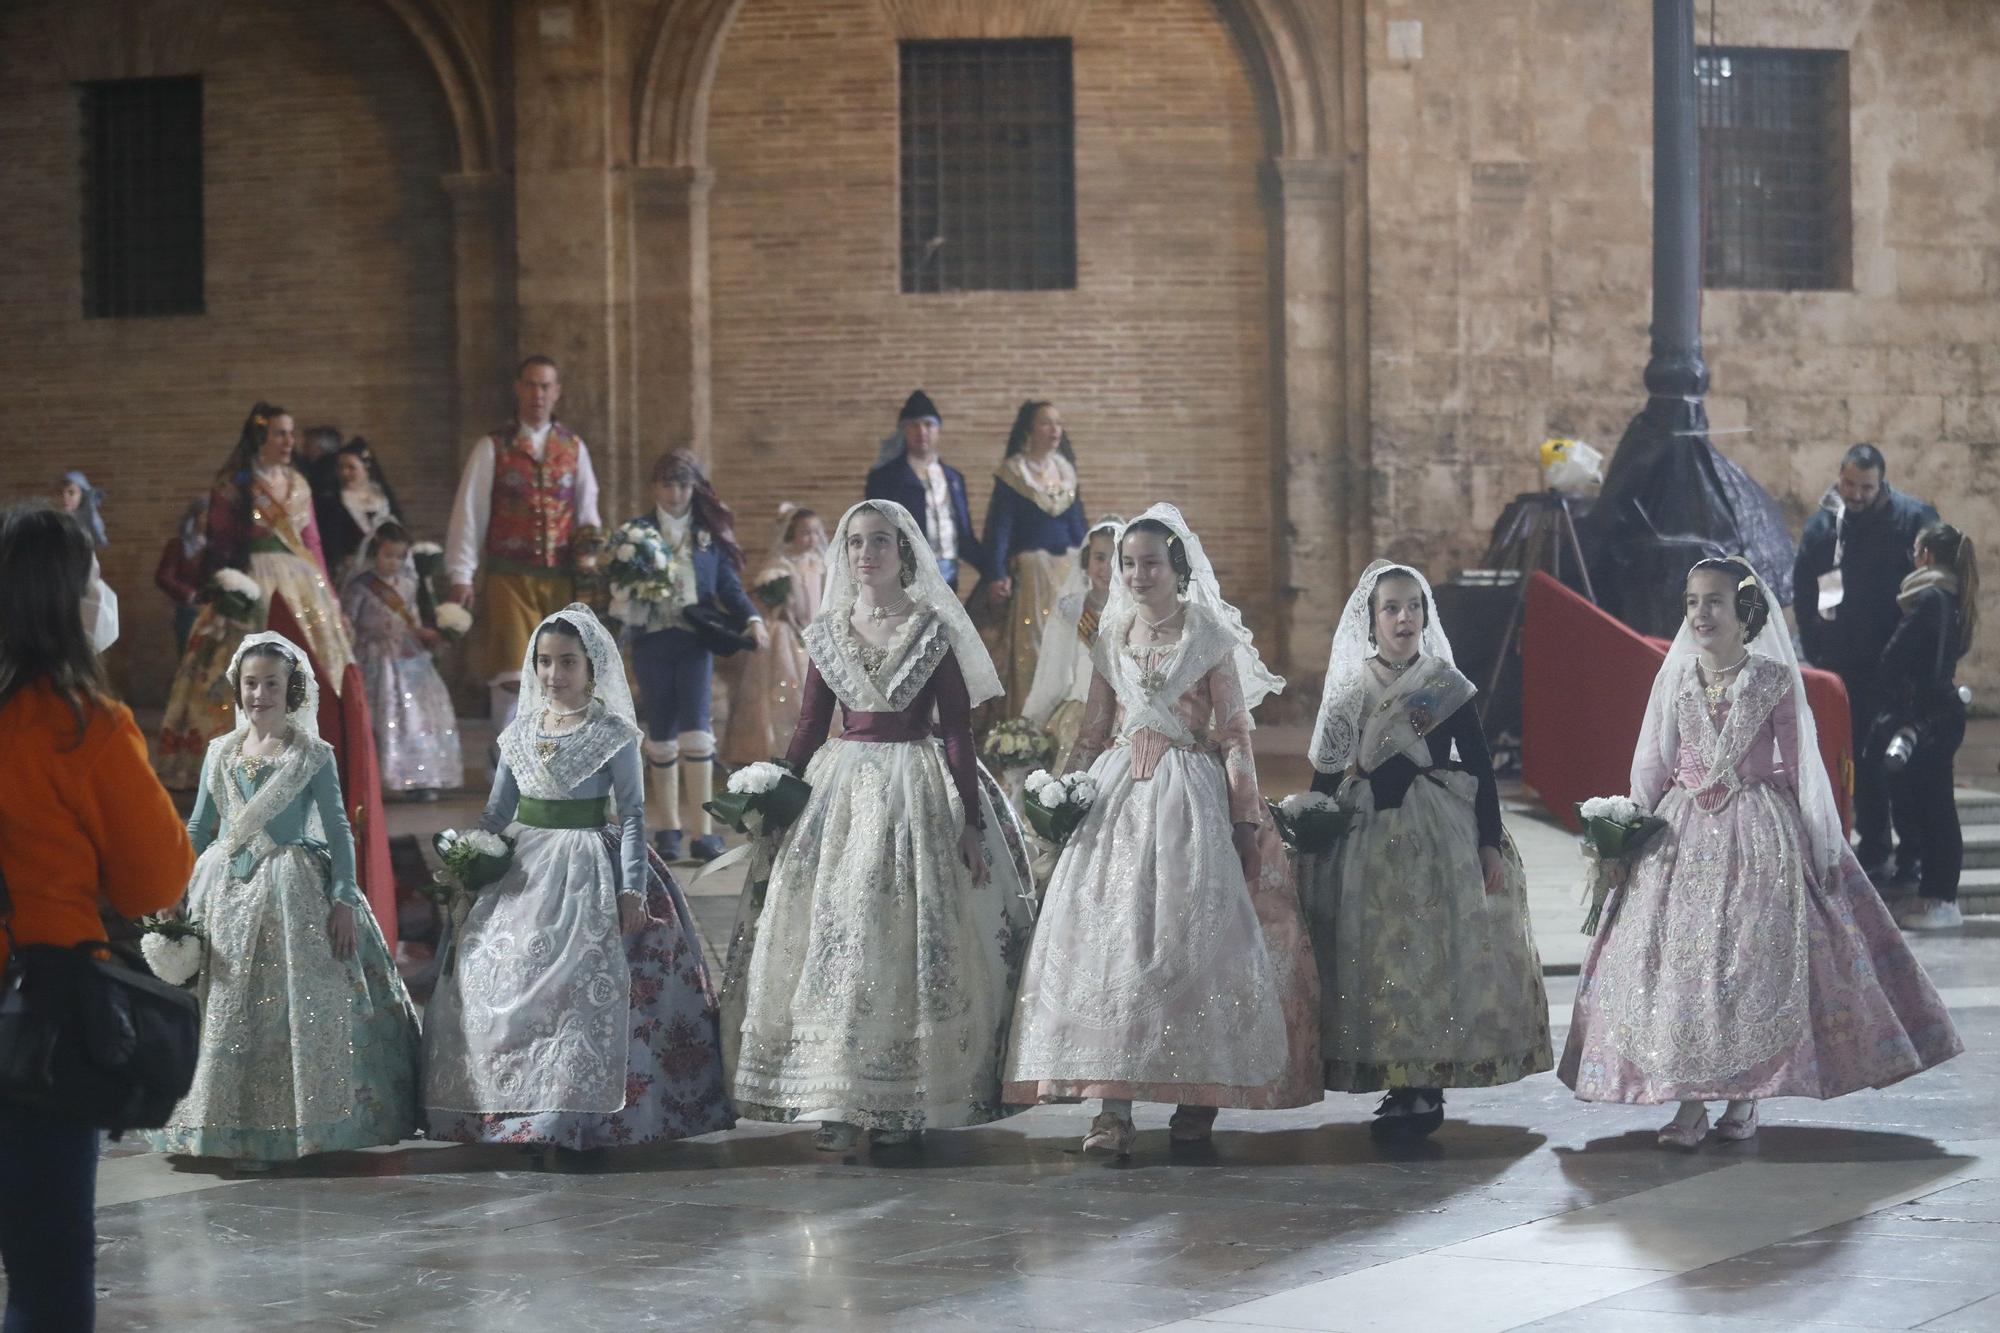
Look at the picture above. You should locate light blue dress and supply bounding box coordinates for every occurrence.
[143,725,421,1160]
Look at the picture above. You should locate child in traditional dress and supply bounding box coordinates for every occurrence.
[341,522,463,799]
[727,500,1035,1153]
[721,504,827,766]
[1020,515,1121,773]
[1561,558,1962,1146]
[1004,505,1320,1157]
[1302,561,1551,1139]
[145,632,420,1167]
[52,471,107,549]
[423,605,734,1154]
[617,450,766,863]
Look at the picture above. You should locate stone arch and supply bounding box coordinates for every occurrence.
[373,0,500,173]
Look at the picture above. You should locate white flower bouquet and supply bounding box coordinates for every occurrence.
[1575,794,1668,934]
[409,540,445,581]
[980,718,1056,772]
[433,601,474,642]
[137,916,207,989]
[705,760,812,835]
[202,568,262,621]
[1268,791,1355,855]
[426,827,515,905]
[1023,769,1097,846]
[750,573,793,612]
[605,519,680,605]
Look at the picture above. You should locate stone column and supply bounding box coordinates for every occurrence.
[1643,0,1709,401]
[510,0,624,509]
[442,171,513,461]
[1264,155,1358,674]
[628,164,713,472]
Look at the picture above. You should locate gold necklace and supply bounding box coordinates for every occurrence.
[1700,654,1749,705]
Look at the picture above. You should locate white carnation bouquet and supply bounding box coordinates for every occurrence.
[606,519,680,603]
[409,540,445,581]
[426,827,515,902]
[1575,794,1668,934]
[705,761,811,835]
[137,916,208,989]
[1268,790,1355,855]
[980,718,1056,772]
[203,568,263,621]
[1022,768,1097,846]
[433,601,474,642]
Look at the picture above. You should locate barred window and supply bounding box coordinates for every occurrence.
[1697,46,1850,291]
[899,38,1076,294]
[80,76,204,318]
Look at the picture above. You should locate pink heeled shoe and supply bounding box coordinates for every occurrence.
[1715,1105,1759,1143]
[1657,1108,1708,1150]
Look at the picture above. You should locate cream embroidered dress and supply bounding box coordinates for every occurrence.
[145,633,419,1161]
[979,452,1086,720]
[1004,506,1321,1109]
[1020,516,1120,774]
[1303,565,1552,1094]
[727,500,1036,1133]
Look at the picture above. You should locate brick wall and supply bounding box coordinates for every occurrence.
[0,0,460,706]
[1365,0,2000,694]
[702,0,1277,624]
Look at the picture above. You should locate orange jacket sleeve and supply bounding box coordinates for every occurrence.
[81,706,195,919]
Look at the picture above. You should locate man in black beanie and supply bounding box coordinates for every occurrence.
[864,389,984,592]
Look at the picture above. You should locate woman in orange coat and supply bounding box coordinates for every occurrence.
[0,503,194,1332]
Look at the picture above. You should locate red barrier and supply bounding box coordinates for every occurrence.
[1521,572,1853,833]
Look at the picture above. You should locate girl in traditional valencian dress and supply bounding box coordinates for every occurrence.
[423,605,733,1153]
[1019,515,1121,774]
[1303,561,1551,1139]
[159,404,355,786]
[729,500,1035,1153]
[1561,559,1962,1147]
[722,504,828,766]
[1004,505,1320,1157]
[977,401,1087,719]
[341,522,463,798]
[146,632,419,1166]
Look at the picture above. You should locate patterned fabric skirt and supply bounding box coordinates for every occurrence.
[727,739,1035,1132]
[1560,781,1961,1103]
[143,846,420,1161]
[978,548,1074,725]
[358,648,463,792]
[424,834,734,1149]
[1303,771,1552,1092]
[721,617,808,765]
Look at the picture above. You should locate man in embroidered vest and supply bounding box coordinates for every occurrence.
[445,355,604,729]
[864,390,983,595]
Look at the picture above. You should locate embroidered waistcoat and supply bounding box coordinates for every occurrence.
[486,423,582,569]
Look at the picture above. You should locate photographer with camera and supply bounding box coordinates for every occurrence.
[0,503,195,1329]
[1793,444,1939,887]
[1876,523,1979,930]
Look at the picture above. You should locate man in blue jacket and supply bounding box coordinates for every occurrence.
[1792,443,1938,886]
[864,390,984,593]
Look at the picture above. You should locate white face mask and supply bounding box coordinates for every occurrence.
[81,562,119,653]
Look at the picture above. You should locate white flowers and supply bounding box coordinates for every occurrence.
[1579,795,1642,823]
[615,542,638,562]
[728,761,788,796]
[410,541,443,558]
[434,602,474,639]
[1025,769,1096,811]
[462,829,509,857]
[140,930,203,988]
[212,569,260,598]
[1278,791,1339,818]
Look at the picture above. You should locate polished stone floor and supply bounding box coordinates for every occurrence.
[32,916,1993,1332]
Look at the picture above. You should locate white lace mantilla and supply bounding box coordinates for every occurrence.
[208,726,333,870]
[497,705,638,800]
[803,607,952,713]
[1092,601,1235,747]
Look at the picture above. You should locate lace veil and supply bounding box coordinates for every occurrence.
[512,602,639,734]
[1634,561,1847,878]
[1308,560,1457,775]
[818,499,1005,707]
[1022,514,1121,722]
[1102,503,1284,714]
[227,629,322,732]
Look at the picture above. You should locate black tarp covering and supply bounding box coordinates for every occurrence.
[1580,396,1796,638]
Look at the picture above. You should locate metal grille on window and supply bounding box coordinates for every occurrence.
[80,76,204,318]
[899,38,1076,294]
[1697,46,1851,292]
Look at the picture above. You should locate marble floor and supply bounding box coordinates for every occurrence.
[24,916,1992,1332]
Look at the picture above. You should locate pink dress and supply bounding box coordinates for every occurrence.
[1561,656,1961,1103]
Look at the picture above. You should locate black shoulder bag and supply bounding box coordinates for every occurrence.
[0,863,200,1133]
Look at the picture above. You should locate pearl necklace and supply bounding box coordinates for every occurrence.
[1136,604,1182,633]
[1699,653,1750,705]
[1375,653,1418,674]
[863,596,913,622]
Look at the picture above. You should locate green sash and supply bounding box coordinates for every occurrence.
[516,795,608,829]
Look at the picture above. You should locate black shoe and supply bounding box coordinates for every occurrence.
[690,833,726,862]
[1403,1089,1446,1138]
[655,829,684,862]
[1888,861,1922,891]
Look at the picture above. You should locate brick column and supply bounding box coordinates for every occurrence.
[442,171,513,462]
[1265,154,1360,674]
[628,164,713,474]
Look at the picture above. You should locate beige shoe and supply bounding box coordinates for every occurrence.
[1657,1108,1708,1150]
[1082,1111,1135,1158]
